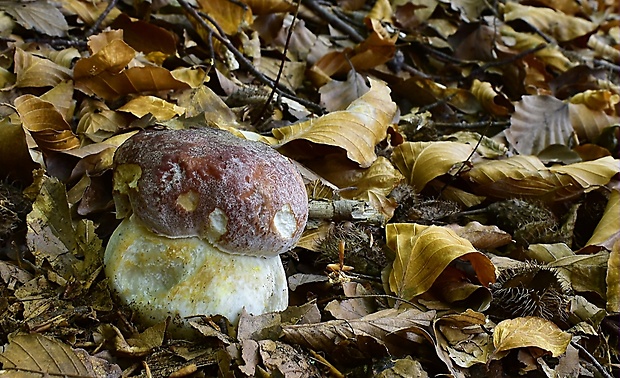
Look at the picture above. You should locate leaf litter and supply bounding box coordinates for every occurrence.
[0,0,618,377]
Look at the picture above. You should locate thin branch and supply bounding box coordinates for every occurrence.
[571,341,614,378]
[434,120,510,129]
[85,0,120,37]
[302,0,365,43]
[254,1,301,124]
[177,0,324,114]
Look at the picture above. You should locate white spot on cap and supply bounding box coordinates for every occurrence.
[208,208,228,241]
[273,204,296,239]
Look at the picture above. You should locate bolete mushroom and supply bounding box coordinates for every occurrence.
[104,128,308,330]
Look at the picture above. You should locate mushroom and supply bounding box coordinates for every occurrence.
[104,128,308,331]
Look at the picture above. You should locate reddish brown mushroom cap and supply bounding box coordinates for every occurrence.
[112,128,308,256]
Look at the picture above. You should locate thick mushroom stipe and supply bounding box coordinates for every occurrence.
[104,216,288,326]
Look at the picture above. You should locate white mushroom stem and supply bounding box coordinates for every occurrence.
[104,216,288,329]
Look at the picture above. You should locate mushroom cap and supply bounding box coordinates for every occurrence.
[104,216,288,328]
[112,128,308,256]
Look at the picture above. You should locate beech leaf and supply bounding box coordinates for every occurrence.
[492,317,571,358]
[2,0,69,37]
[392,141,473,192]
[506,95,573,156]
[586,190,620,249]
[273,78,397,168]
[15,94,80,152]
[386,224,495,301]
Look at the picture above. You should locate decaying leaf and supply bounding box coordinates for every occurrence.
[15,94,80,152]
[273,78,397,167]
[607,240,620,313]
[0,333,120,377]
[392,141,473,192]
[464,155,619,200]
[2,1,69,37]
[282,308,435,357]
[492,317,572,358]
[386,224,495,301]
[506,95,573,155]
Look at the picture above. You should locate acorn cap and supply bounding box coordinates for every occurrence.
[112,128,308,256]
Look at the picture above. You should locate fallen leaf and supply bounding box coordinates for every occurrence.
[607,240,620,313]
[13,47,72,88]
[492,317,571,358]
[386,224,495,301]
[273,78,397,168]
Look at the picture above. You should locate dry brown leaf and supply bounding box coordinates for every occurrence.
[471,79,513,116]
[434,310,492,368]
[607,240,620,313]
[569,102,620,142]
[588,34,620,62]
[2,1,69,37]
[446,221,512,250]
[0,333,118,377]
[273,78,397,168]
[117,96,185,121]
[244,0,296,14]
[506,95,572,155]
[13,47,72,88]
[77,99,129,143]
[392,141,473,192]
[0,117,39,183]
[492,317,571,358]
[586,189,620,250]
[500,24,573,72]
[463,155,619,200]
[40,81,75,122]
[196,0,253,35]
[15,94,80,152]
[311,18,396,79]
[282,308,435,356]
[386,224,495,301]
[258,340,322,377]
[61,0,121,27]
[503,2,596,42]
[76,38,136,76]
[110,14,177,56]
[319,71,370,112]
[75,65,191,101]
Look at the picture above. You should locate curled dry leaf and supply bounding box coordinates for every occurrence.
[502,2,596,42]
[569,102,620,142]
[500,24,572,73]
[196,0,253,35]
[607,240,620,313]
[273,78,397,168]
[492,317,572,358]
[445,221,512,250]
[117,95,185,121]
[586,190,620,250]
[433,310,492,369]
[506,95,572,156]
[470,79,513,116]
[14,47,73,88]
[392,141,473,192]
[15,94,80,152]
[386,224,495,301]
[464,155,619,201]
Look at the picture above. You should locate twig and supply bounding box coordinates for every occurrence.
[254,1,301,124]
[177,0,324,114]
[308,199,385,225]
[85,0,120,37]
[302,0,364,43]
[434,120,510,129]
[571,341,614,378]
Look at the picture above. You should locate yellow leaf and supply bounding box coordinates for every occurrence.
[117,96,185,121]
[607,240,620,313]
[195,0,253,35]
[14,48,72,88]
[273,78,397,168]
[493,317,571,358]
[503,2,596,42]
[464,155,620,200]
[586,189,620,249]
[392,141,473,192]
[15,94,80,152]
[386,224,495,301]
